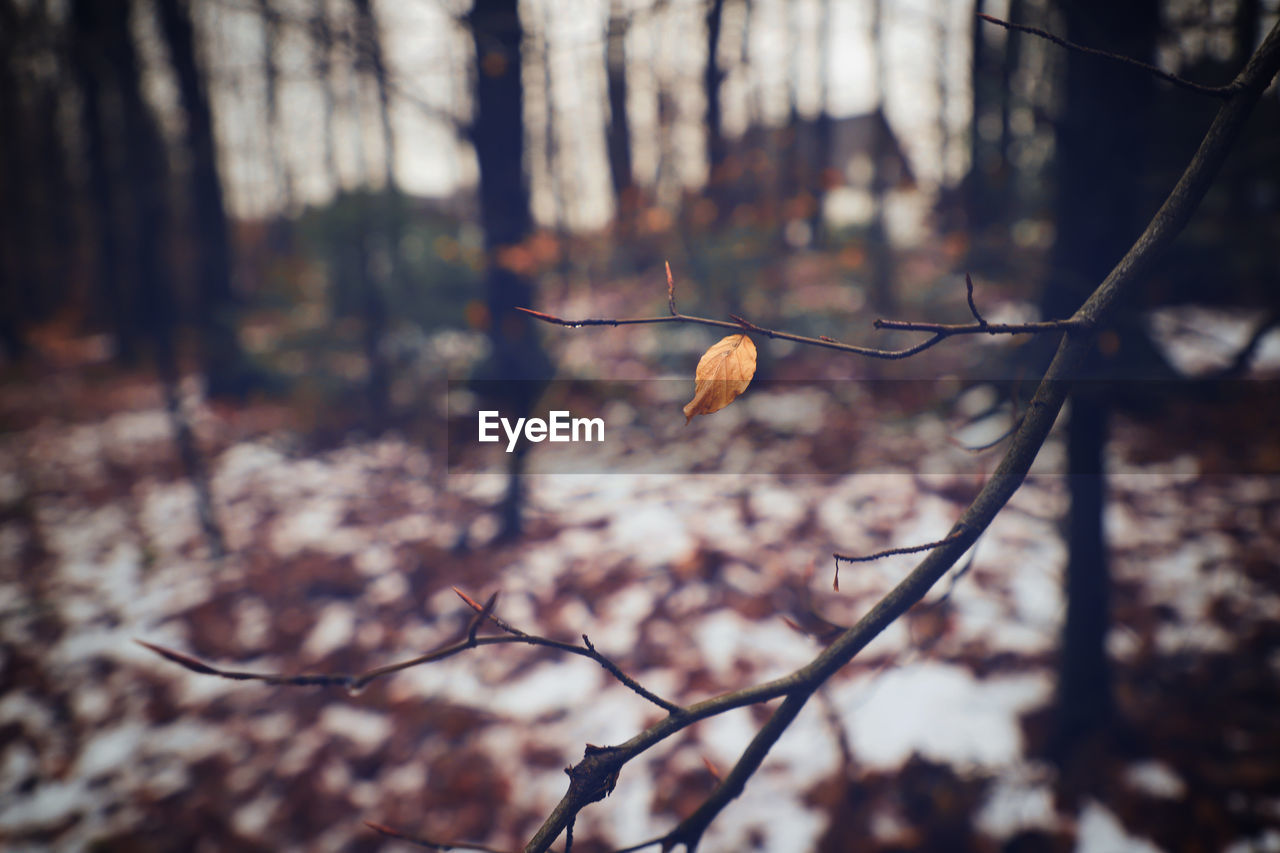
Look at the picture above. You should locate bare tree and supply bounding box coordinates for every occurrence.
[144,14,1280,852]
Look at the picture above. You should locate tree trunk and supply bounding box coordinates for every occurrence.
[155,0,252,399]
[352,0,402,428]
[1046,0,1158,760]
[468,0,549,540]
[605,1,635,233]
[867,0,894,312]
[704,0,727,222]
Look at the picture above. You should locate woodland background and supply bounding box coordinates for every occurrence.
[2,0,1280,850]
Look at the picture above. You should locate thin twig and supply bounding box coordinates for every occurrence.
[834,526,968,564]
[665,261,678,315]
[873,316,1085,335]
[518,261,1083,360]
[832,527,969,591]
[139,588,684,713]
[965,273,987,326]
[978,13,1241,98]
[517,304,1082,362]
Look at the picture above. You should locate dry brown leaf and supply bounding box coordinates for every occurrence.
[683,334,757,423]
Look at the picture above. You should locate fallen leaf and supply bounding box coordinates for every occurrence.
[683,334,757,423]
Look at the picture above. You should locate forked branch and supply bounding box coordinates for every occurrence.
[518,266,1086,362]
[977,12,1243,98]
[138,587,682,713]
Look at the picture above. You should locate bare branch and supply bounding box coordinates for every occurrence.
[977,13,1242,98]
[523,18,1280,853]
[965,273,987,326]
[832,526,969,591]
[139,589,684,713]
[872,316,1085,335]
[832,528,969,565]
[665,260,678,315]
[517,280,1084,362]
[636,19,1280,851]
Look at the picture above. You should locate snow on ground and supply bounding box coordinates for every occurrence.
[1,365,1278,851]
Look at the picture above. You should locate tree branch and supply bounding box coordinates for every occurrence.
[518,272,1086,362]
[524,16,1280,852]
[977,12,1243,98]
[138,586,683,714]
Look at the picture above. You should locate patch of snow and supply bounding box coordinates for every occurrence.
[834,663,1050,768]
[319,706,392,753]
[702,767,829,852]
[976,764,1060,839]
[593,584,660,650]
[609,503,696,568]
[354,544,395,577]
[1148,306,1280,375]
[1124,761,1186,800]
[694,611,814,679]
[138,480,201,554]
[231,792,279,838]
[302,603,356,660]
[485,657,602,719]
[1076,800,1163,853]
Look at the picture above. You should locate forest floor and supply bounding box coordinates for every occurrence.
[2,255,1280,852]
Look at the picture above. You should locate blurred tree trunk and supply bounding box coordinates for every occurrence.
[540,3,567,232]
[2,0,72,359]
[1045,0,1158,761]
[309,6,340,183]
[0,4,22,360]
[966,0,1006,236]
[997,0,1021,193]
[809,0,834,247]
[70,0,138,361]
[256,0,294,208]
[933,0,951,193]
[867,0,893,312]
[1233,0,1261,65]
[468,0,549,540]
[155,0,253,399]
[704,0,727,223]
[352,0,400,428]
[605,1,636,234]
[79,0,226,556]
[104,0,175,361]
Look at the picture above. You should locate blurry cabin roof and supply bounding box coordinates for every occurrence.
[736,107,916,192]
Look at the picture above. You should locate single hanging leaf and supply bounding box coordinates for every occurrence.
[683,334,757,423]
